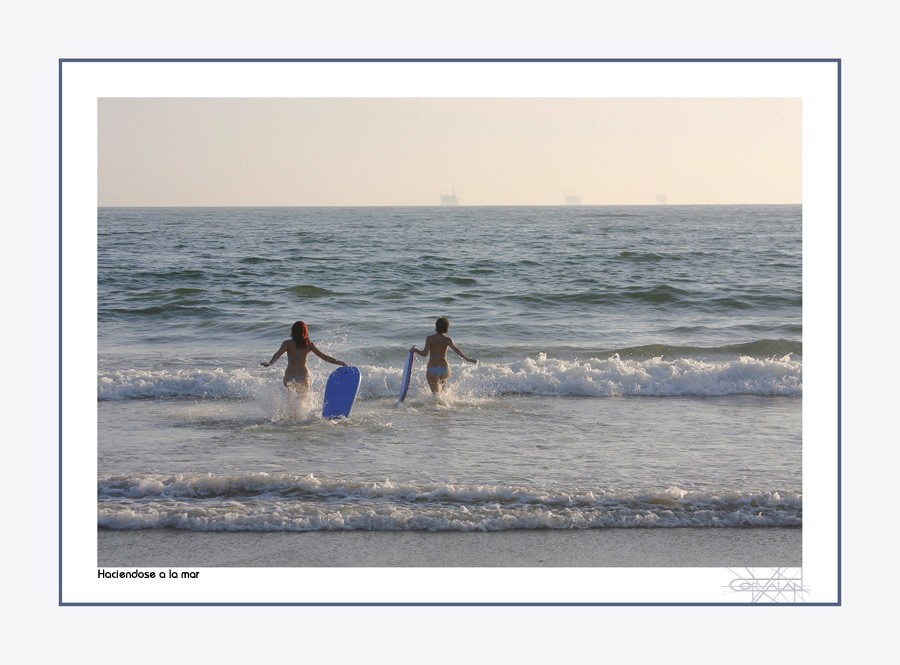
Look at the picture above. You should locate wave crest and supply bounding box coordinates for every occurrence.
[98,350,801,401]
[98,473,802,531]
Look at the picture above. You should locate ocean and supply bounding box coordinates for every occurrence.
[97,205,801,557]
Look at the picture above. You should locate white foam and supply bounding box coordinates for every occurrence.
[98,367,265,400]
[98,353,802,401]
[98,473,802,531]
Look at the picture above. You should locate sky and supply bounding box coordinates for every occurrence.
[98,97,801,206]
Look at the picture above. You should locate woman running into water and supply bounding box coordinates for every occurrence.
[410,316,477,394]
[261,321,347,394]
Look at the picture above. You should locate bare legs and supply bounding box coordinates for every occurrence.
[426,373,444,394]
[425,368,451,394]
[284,378,311,419]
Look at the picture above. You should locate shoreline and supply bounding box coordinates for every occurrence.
[99,527,801,568]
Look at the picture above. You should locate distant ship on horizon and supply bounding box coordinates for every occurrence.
[655,190,668,204]
[565,194,582,205]
[441,187,459,206]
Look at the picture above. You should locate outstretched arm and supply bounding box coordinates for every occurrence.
[261,341,289,367]
[448,338,477,364]
[311,342,347,367]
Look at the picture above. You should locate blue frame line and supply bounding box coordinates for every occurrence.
[58,58,64,607]
[836,59,842,607]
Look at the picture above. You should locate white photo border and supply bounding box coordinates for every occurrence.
[60,59,839,605]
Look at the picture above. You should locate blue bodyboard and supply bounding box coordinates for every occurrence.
[398,350,415,403]
[322,366,361,419]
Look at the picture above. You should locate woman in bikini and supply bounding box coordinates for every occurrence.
[410,316,477,394]
[261,320,347,394]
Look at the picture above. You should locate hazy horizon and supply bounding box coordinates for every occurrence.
[97,202,801,208]
[99,98,801,207]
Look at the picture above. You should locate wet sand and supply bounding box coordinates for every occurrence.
[99,527,801,568]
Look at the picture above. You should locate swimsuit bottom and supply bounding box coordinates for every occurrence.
[427,366,450,378]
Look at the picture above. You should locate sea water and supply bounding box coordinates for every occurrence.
[97,205,801,532]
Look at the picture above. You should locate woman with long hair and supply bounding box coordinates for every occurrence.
[261,320,347,393]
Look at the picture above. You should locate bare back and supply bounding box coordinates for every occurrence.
[423,333,454,368]
[262,326,347,391]
[410,323,477,394]
[282,339,313,381]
